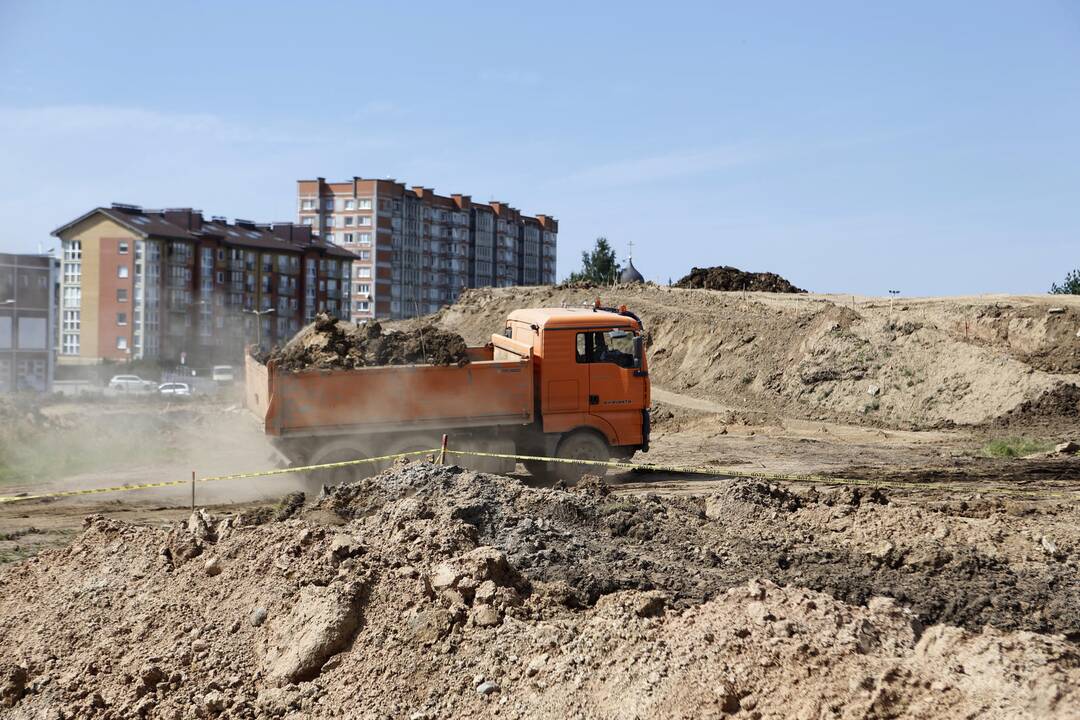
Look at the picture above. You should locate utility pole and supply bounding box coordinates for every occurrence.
[243,308,275,349]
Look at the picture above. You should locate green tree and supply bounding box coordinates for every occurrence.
[1050,269,1080,295]
[567,237,621,284]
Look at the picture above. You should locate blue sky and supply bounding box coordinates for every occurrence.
[1,1,1078,295]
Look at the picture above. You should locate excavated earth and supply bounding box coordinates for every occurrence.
[675,266,807,293]
[1,462,1078,718]
[263,313,469,372]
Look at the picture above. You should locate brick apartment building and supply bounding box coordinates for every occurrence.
[51,205,353,366]
[0,253,57,392]
[297,177,557,321]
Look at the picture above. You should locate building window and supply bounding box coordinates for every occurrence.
[344,199,355,210]
[62,310,80,331]
[326,233,335,243]
[62,334,79,355]
[356,283,370,294]
[117,288,128,302]
[358,233,371,245]
[357,267,371,278]
[117,312,127,326]
[344,216,355,227]
[118,241,130,255]
[343,233,354,244]
[358,199,372,210]
[116,336,128,350]
[216,271,224,283]
[357,216,371,226]
[302,217,314,226]
[324,198,334,210]
[355,300,369,312]
[301,198,315,210]
[118,265,129,279]
[63,286,81,308]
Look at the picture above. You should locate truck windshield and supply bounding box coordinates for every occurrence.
[576,329,638,369]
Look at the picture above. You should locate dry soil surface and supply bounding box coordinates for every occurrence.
[1,462,1078,719]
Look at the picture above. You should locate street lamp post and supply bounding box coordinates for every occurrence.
[2,299,13,392]
[243,308,275,349]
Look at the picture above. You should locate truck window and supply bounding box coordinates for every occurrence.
[576,330,636,369]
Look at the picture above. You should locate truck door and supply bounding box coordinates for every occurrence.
[580,329,647,446]
[539,328,589,416]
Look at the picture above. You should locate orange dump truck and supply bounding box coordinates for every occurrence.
[244,305,650,482]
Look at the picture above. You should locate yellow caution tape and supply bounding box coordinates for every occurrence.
[0,450,439,505]
[1,447,1073,505]
[443,449,1080,498]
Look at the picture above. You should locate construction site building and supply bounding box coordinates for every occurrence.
[297,177,558,321]
[51,205,354,366]
[0,252,57,393]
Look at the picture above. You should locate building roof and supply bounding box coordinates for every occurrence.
[51,205,354,259]
[619,258,645,284]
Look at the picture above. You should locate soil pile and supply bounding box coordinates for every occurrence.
[1,463,1077,718]
[425,285,1080,429]
[675,266,806,293]
[265,313,470,371]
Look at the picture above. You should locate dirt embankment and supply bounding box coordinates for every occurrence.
[263,313,470,372]
[421,285,1080,431]
[675,266,806,293]
[1,463,1077,718]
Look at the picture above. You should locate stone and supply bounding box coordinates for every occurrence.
[329,534,358,559]
[409,608,453,645]
[471,605,500,627]
[204,556,223,577]
[867,384,881,397]
[264,583,364,685]
[250,607,268,627]
[429,563,459,590]
[476,680,500,696]
[473,580,498,604]
[525,655,548,678]
[0,664,28,709]
[1047,307,1065,315]
[1054,441,1079,455]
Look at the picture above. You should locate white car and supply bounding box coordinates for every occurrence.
[211,365,235,383]
[108,375,155,392]
[158,382,192,397]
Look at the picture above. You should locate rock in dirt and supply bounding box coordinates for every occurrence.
[0,663,28,708]
[264,582,365,684]
[261,312,470,371]
[674,265,806,293]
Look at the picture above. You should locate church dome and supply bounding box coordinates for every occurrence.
[619,257,644,283]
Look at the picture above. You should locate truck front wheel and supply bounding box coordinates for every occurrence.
[553,431,610,485]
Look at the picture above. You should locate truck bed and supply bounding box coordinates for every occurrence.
[245,335,535,438]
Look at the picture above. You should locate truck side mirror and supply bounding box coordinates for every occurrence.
[632,335,643,369]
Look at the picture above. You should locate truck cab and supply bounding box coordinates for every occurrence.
[504,306,651,468]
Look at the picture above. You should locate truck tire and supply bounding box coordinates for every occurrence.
[306,441,377,493]
[554,431,610,485]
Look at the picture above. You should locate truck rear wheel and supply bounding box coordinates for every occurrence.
[306,441,378,494]
[553,431,610,485]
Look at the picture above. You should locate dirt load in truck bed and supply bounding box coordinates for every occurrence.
[262,313,470,371]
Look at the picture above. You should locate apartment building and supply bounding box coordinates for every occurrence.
[51,205,353,366]
[0,253,57,392]
[297,177,557,321]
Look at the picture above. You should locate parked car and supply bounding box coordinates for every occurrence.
[158,382,192,397]
[108,375,155,392]
[211,365,235,383]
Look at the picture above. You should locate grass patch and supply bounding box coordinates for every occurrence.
[981,437,1054,458]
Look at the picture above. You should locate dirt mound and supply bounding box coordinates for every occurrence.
[1,463,1077,718]
[675,265,806,293]
[996,383,1080,428]
[424,285,1080,429]
[265,313,470,371]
